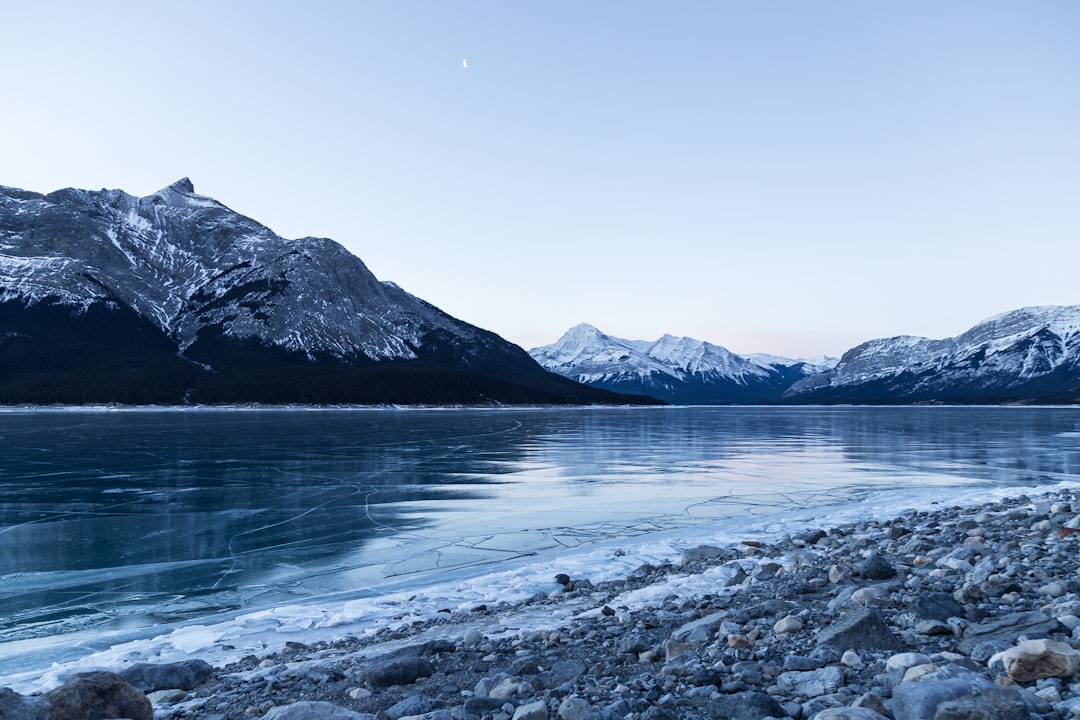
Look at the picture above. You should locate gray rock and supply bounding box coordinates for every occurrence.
[544,659,588,687]
[815,608,906,652]
[44,671,153,720]
[616,634,650,655]
[811,708,889,720]
[707,691,789,719]
[860,554,896,580]
[361,656,435,687]
[683,545,726,564]
[969,640,1012,664]
[957,611,1060,655]
[465,697,507,714]
[512,699,548,720]
[672,613,727,643]
[785,655,827,671]
[556,696,593,720]
[932,687,1033,720]
[120,659,214,692]
[891,677,993,720]
[262,701,374,720]
[0,688,49,720]
[910,592,964,622]
[384,694,433,720]
[777,666,845,698]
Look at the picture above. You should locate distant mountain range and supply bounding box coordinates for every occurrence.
[530,324,835,404]
[532,307,1080,405]
[0,179,656,405]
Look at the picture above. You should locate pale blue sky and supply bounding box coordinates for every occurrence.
[3,2,1078,357]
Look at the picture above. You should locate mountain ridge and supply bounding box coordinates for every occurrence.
[530,324,833,404]
[534,307,1080,405]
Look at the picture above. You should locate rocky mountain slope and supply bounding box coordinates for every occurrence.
[0,179,654,405]
[782,305,1080,404]
[530,324,833,404]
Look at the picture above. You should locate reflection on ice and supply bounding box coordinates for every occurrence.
[2,406,1080,690]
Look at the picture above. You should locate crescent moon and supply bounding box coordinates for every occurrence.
[462,59,468,69]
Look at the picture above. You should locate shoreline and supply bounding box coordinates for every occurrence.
[8,485,1080,720]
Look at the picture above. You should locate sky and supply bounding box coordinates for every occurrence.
[2,2,1078,358]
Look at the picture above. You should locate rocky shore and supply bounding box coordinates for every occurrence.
[7,487,1080,720]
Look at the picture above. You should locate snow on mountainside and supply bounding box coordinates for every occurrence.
[0,179,467,362]
[783,306,1080,403]
[0,179,647,405]
[530,324,833,404]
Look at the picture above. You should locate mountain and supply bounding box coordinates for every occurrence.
[529,324,834,404]
[0,179,657,406]
[782,306,1080,404]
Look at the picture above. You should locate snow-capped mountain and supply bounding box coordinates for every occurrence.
[783,306,1080,404]
[0,179,652,405]
[530,324,834,404]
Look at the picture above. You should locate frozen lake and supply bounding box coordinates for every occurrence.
[2,405,1080,686]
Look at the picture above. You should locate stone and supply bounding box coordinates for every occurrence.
[1002,638,1080,682]
[44,671,152,720]
[851,587,884,606]
[671,613,727,643]
[707,691,788,720]
[361,657,434,687]
[556,696,591,720]
[932,687,1032,720]
[462,628,484,645]
[810,709,889,720]
[384,695,433,720]
[915,619,954,636]
[146,688,188,704]
[957,611,1060,655]
[774,615,804,634]
[776,666,845,698]
[616,634,650,655]
[860,554,896,580]
[784,655,826,671]
[512,700,548,720]
[891,677,992,720]
[120,658,215,692]
[489,677,529,698]
[886,652,934,672]
[262,701,373,720]
[910,592,964,622]
[715,561,750,587]
[815,608,906,652]
[0,688,49,720]
[829,565,849,584]
[545,659,587,686]
[683,545,726,564]
[841,650,863,667]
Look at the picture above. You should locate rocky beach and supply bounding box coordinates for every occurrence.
[7,487,1080,720]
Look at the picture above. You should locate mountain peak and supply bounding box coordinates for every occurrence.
[167,177,195,194]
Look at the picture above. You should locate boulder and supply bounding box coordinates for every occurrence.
[707,691,789,719]
[957,611,1059,655]
[1001,638,1080,682]
[891,676,993,720]
[932,687,1037,720]
[859,554,896,580]
[120,659,214,692]
[44,671,152,720]
[0,688,49,720]
[361,657,434,687]
[384,694,433,720]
